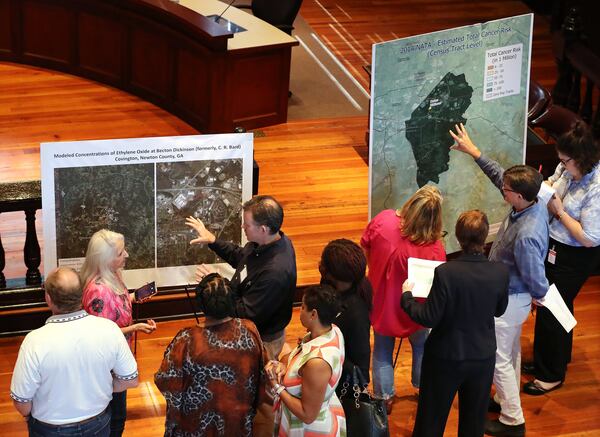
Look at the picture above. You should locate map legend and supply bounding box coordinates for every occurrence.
[483,43,523,101]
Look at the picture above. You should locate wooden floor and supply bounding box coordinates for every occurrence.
[1,0,599,435]
[0,0,557,285]
[1,276,599,436]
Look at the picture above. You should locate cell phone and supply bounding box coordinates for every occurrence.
[134,282,157,302]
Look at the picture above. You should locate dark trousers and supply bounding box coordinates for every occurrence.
[534,238,600,382]
[412,352,495,437]
[28,408,110,437]
[109,391,127,437]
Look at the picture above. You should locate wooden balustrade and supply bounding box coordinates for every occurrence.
[551,1,600,135]
[0,181,42,289]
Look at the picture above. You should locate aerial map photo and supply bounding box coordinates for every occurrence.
[370,14,532,252]
[405,72,474,187]
[54,164,155,269]
[156,159,243,267]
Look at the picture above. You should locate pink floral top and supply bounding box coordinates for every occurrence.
[83,279,133,346]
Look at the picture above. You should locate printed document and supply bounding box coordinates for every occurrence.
[537,284,577,332]
[407,257,445,298]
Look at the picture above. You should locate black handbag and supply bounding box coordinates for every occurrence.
[339,366,389,437]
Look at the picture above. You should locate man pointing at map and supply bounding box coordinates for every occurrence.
[450,123,548,437]
[186,195,297,360]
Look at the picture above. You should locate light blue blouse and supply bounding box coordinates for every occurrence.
[548,162,600,247]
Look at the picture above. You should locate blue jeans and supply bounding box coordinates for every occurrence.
[28,408,110,436]
[110,391,127,437]
[373,329,429,398]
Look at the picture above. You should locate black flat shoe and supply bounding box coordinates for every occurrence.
[521,362,535,375]
[523,380,563,396]
[484,419,525,436]
[488,398,501,413]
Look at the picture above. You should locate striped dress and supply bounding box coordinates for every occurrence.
[274,325,346,436]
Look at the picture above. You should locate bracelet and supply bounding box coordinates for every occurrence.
[556,210,566,221]
[274,384,286,396]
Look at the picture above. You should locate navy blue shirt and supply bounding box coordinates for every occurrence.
[209,232,297,336]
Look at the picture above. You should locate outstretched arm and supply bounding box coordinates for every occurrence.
[449,123,482,159]
[185,216,216,245]
[401,277,447,328]
[450,123,505,191]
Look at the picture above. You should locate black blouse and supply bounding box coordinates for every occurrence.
[335,287,371,391]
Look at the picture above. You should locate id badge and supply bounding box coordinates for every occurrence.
[240,265,248,282]
[547,247,557,265]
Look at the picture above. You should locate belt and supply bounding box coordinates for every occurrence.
[31,407,108,429]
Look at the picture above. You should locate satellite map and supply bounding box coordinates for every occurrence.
[156,159,243,267]
[54,164,155,269]
[405,72,473,187]
[370,14,532,252]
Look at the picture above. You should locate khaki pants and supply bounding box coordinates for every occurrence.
[253,330,286,436]
[262,330,286,361]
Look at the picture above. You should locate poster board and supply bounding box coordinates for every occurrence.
[369,14,533,252]
[41,133,253,288]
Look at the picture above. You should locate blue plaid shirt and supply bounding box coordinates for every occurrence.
[548,162,600,247]
[476,155,550,299]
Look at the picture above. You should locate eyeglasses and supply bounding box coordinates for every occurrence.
[559,157,573,165]
[501,185,517,194]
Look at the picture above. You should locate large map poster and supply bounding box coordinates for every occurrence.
[369,14,533,252]
[41,134,253,288]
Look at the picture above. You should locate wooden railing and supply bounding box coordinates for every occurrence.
[0,181,42,288]
[551,1,600,136]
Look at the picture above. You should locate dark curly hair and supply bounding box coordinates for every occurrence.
[195,273,235,319]
[556,121,600,176]
[320,238,372,311]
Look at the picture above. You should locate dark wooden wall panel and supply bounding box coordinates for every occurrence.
[232,54,280,118]
[175,48,211,123]
[21,0,73,66]
[0,0,11,55]
[231,50,290,127]
[129,27,171,99]
[78,12,124,83]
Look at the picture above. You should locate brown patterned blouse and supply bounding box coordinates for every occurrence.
[155,318,267,437]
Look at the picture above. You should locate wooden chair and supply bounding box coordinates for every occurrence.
[530,103,585,142]
[528,80,552,123]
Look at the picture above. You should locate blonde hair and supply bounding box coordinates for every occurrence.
[398,185,444,245]
[80,229,127,295]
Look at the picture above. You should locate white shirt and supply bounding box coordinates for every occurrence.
[10,310,138,425]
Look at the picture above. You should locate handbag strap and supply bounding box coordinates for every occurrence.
[340,365,369,399]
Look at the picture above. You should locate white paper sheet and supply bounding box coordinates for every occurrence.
[407,257,445,298]
[537,182,556,205]
[536,284,577,332]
